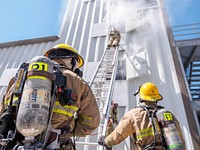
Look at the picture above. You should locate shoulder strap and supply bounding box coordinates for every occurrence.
[138,105,167,150]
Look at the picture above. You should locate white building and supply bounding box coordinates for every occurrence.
[0,0,199,149]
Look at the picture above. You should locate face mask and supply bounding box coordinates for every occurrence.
[52,58,73,70]
[62,58,73,69]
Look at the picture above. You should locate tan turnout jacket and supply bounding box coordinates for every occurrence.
[105,102,185,150]
[108,30,121,47]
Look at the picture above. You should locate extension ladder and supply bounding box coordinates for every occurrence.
[75,46,119,150]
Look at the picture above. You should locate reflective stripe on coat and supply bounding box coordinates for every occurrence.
[51,69,100,137]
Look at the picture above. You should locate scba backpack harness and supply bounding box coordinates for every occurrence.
[138,106,184,150]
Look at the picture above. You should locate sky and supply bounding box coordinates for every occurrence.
[164,0,200,26]
[0,0,199,43]
[0,0,68,43]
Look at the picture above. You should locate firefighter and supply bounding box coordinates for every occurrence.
[106,101,119,137]
[107,27,121,48]
[44,43,100,149]
[0,43,100,149]
[105,101,119,150]
[98,82,185,150]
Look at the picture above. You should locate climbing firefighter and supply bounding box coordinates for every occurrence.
[107,27,121,48]
[98,82,185,150]
[0,43,100,149]
[106,101,119,137]
[106,101,119,150]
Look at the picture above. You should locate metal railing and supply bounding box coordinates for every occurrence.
[172,23,200,41]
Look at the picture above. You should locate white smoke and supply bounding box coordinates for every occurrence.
[104,1,159,52]
[108,1,142,32]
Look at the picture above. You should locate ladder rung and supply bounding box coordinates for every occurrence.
[92,79,111,83]
[95,74,112,77]
[98,68,113,71]
[75,142,99,146]
[92,88,109,92]
[95,96,107,99]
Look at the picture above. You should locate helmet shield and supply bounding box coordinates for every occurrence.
[136,82,163,102]
[47,48,77,60]
[44,43,84,68]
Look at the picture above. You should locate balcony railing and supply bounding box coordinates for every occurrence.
[172,23,200,41]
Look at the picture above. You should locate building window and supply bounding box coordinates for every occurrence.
[144,0,158,7]
[116,60,126,80]
[116,50,126,80]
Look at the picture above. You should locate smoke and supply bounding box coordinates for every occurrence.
[104,1,160,53]
[109,1,142,31]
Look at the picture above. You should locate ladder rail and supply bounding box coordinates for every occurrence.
[102,47,119,134]
[99,47,119,149]
[89,48,108,87]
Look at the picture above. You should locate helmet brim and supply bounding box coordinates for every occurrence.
[140,94,163,101]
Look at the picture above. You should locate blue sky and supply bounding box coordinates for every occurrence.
[164,0,200,26]
[0,0,199,43]
[0,0,68,43]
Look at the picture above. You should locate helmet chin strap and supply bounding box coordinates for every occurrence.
[139,99,158,104]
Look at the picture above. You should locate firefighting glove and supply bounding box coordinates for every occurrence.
[98,135,106,146]
[98,135,105,146]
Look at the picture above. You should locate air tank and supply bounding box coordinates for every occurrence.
[16,56,55,137]
[156,109,184,150]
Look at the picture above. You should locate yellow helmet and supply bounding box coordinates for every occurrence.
[138,82,163,102]
[44,43,84,68]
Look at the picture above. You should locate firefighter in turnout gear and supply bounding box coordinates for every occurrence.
[106,101,119,137]
[43,43,100,149]
[0,43,100,149]
[106,101,119,150]
[98,82,185,150]
[107,27,121,48]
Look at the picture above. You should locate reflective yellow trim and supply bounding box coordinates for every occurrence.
[5,99,9,105]
[53,101,79,117]
[79,114,92,120]
[14,69,24,90]
[55,101,78,111]
[28,76,46,80]
[79,114,92,126]
[53,109,74,117]
[64,105,79,111]
[136,127,154,139]
[5,96,19,106]
[79,120,92,126]
[168,143,184,149]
